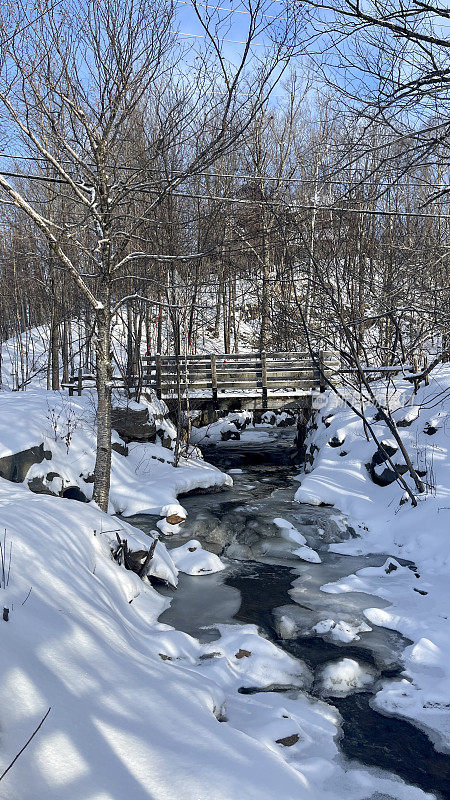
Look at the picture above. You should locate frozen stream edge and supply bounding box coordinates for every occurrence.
[129,425,450,800]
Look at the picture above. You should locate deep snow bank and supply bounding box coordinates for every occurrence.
[0,389,231,515]
[294,364,450,749]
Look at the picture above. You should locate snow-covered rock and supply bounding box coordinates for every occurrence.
[170,540,225,575]
[315,658,377,697]
[0,389,231,516]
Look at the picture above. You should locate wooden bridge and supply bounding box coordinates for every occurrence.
[65,350,337,409]
[142,350,339,411]
[64,350,421,416]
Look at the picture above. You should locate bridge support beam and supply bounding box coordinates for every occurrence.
[261,351,268,409]
[155,354,162,400]
[211,354,218,420]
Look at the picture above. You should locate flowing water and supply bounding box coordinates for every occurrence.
[129,425,450,799]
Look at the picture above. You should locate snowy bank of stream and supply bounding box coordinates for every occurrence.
[0,380,448,799]
[133,425,449,799]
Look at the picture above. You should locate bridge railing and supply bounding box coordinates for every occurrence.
[61,355,420,399]
[143,351,340,400]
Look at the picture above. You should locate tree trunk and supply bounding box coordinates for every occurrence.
[50,305,60,390]
[93,301,112,512]
[62,316,70,384]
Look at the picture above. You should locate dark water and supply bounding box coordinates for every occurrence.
[132,426,450,799]
[227,560,450,800]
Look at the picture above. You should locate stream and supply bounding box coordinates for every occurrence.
[129,425,450,799]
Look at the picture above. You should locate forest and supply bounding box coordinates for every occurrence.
[0,1,449,799]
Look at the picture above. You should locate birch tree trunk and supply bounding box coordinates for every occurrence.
[93,298,112,511]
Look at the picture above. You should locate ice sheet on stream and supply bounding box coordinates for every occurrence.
[142,458,414,676]
[272,552,410,670]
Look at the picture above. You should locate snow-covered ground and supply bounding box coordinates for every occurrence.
[294,364,450,751]
[0,388,230,516]
[0,476,435,800]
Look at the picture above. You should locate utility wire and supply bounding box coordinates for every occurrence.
[174,1,279,19]
[2,178,450,219]
[0,152,447,190]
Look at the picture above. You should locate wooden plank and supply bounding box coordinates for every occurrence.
[154,367,319,379]
[144,350,327,362]
[145,359,316,371]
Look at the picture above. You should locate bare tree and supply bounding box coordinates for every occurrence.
[0,0,301,509]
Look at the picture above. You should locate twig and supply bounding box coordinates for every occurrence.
[21,587,32,606]
[138,538,158,579]
[0,708,51,783]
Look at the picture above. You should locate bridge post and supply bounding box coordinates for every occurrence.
[261,351,268,409]
[155,354,162,400]
[210,353,218,417]
[318,350,326,392]
[77,366,83,396]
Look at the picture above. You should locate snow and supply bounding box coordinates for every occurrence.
[0,481,305,800]
[273,518,321,562]
[170,540,225,575]
[312,619,372,644]
[0,389,231,516]
[199,623,313,691]
[293,544,322,563]
[392,404,421,425]
[315,658,377,697]
[160,502,187,519]
[0,383,443,798]
[0,480,433,800]
[293,364,450,748]
[223,690,432,800]
[156,517,182,535]
[0,326,447,797]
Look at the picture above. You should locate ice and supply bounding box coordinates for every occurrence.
[159,570,242,641]
[312,618,372,643]
[276,613,300,639]
[293,544,322,563]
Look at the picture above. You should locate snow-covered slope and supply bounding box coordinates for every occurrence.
[294,364,450,750]
[0,388,230,515]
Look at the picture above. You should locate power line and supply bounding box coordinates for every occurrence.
[0,152,447,192]
[137,186,450,219]
[2,174,450,219]
[163,26,267,46]
[174,1,279,19]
